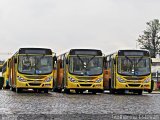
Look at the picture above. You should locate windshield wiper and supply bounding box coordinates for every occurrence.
[135,56,143,66]
[86,55,96,67]
[77,55,86,69]
[124,55,133,65]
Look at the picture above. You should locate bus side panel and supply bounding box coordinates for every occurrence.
[8,60,11,87]
[110,60,114,89]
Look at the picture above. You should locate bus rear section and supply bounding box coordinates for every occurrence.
[54,49,104,94]
[9,48,56,93]
[104,50,152,95]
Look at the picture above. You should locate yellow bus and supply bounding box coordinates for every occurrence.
[54,49,104,94]
[8,48,57,93]
[2,58,11,89]
[0,60,5,72]
[104,50,152,95]
[0,60,5,89]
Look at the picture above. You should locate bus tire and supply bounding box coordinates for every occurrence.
[110,88,115,94]
[38,89,41,93]
[109,79,115,94]
[64,88,70,94]
[75,90,83,94]
[75,90,79,94]
[16,88,22,93]
[0,77,4,89]
[148,80,154,93]
[80,91,83,94]
[92,90,97,94]
[10,87,15,91]
[53,87,58,92]
[57,88,62,93]
[33,89,38,93]
[44,89,48,93]
[6,85,10,89]
[137,90,142,95]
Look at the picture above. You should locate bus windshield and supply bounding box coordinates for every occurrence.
[18,55,53,75]
[69,56,103,76]
[118,56,150,76]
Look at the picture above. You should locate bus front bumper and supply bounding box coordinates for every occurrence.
[67,81,103,90]
[115,82,151,90]
[16,80,53,89]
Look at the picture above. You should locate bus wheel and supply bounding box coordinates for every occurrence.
[10,87,15,91]
[0,77,4,89]
[110,88,115,94]
[75,90,83,94]
[92,91,97,94]
[80,90,83,94]
[6,85,10,89]
[38,89,41,93]
[16,88,22,93]
[148,80,154,93]
[117,90,125,94]
[64,88,70,94]
[53,88,58,92]
[109,79,115,94]
[44,89,48,93]
[137,90,142,95]
[57,89,62,93]
[75,90,79,94]
[33,89,38,93]
[148,89,152,93]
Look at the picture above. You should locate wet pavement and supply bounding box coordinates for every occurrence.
[0,90,160,120]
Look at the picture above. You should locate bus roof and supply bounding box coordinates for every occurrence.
[18,48,53,55]
[69,49,102,56]
[118,49,150,56]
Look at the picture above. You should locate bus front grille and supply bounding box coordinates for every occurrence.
[24,75,46,79]
[27,80,43,82]
[78,80,94,83]
[29,83,41,86]
[128,84,141,87]
[124,77,145,81]
[80,84,92,87]
[76,77,97,80]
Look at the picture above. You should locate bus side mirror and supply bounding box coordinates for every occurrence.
[113,59,116,64]
[0,67,2,72]
[151,59,152,64]
[66,58,69,64]
[103,57,106,63]
[14,58,17,63]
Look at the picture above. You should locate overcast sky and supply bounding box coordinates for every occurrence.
[0,0,160,59]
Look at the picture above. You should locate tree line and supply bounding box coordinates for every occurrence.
[137,19,160,58]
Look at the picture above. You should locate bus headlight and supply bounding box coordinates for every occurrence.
[68,77,77,83]
[17,76,27,82]
[117,76,126,83]
[45,76,53,82]
[95,78,103,83]
[144,77,151,83]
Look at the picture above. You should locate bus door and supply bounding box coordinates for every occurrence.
[111,58,116,89]
[12,57,17,87]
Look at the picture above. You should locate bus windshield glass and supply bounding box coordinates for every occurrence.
[69,56,103,76]
[118,56,150,76]
[18,55,53,75]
